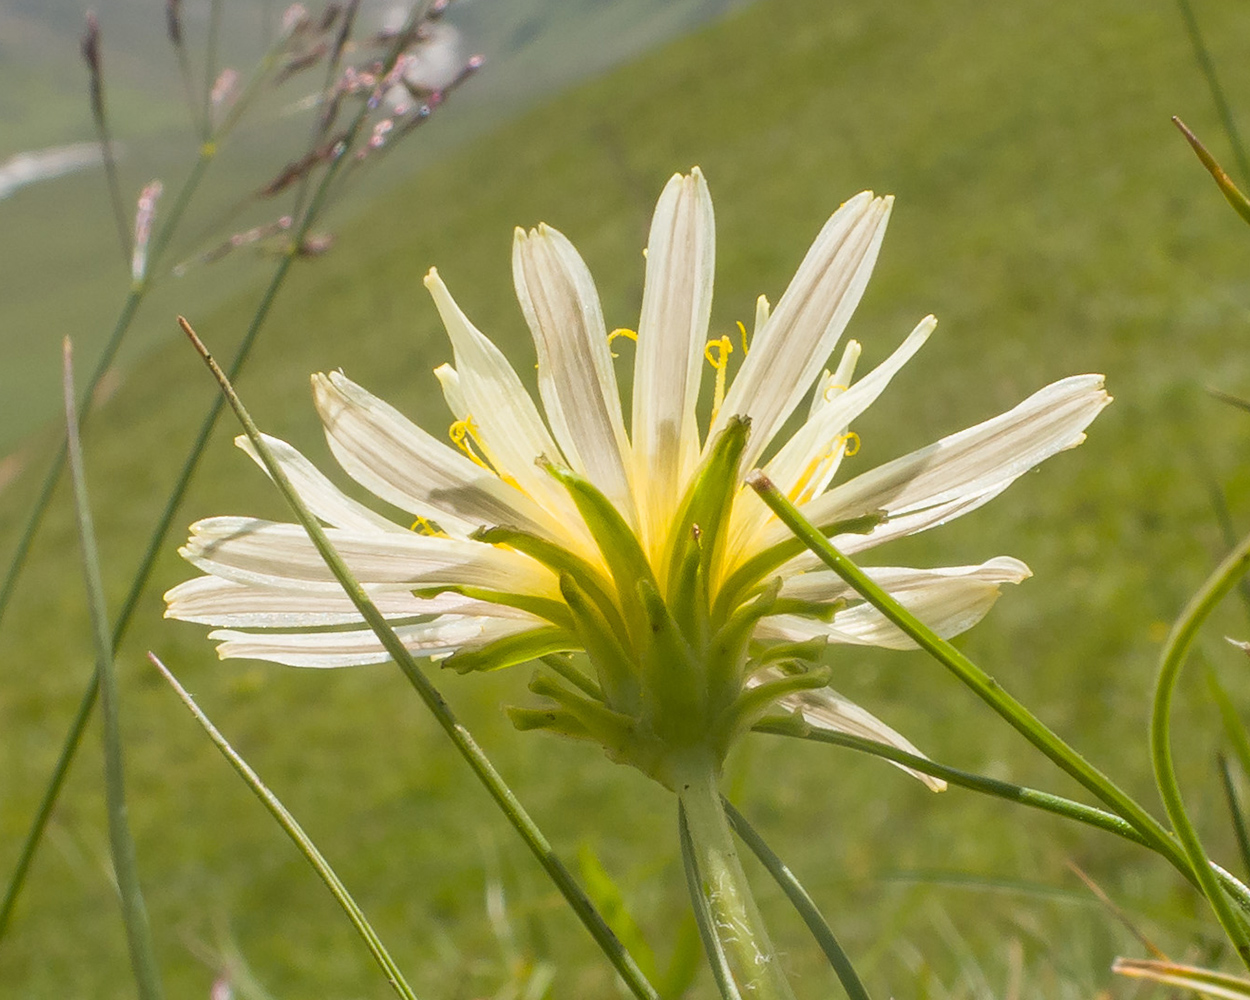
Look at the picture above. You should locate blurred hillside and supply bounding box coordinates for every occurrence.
[0,0,749,454]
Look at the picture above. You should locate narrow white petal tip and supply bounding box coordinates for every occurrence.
[423,266,441,290]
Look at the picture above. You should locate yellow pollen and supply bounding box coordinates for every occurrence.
[607,327,638,358]
[736,320,750,356]
[823,382,849,402]
[704,335,733,426]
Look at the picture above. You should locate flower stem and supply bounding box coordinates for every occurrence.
[672,752,795,1000]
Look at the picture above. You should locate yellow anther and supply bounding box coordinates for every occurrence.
[841,431,861,457]
[704,335,734,426]
[736,320,750,356]
[607,327,638,358]
[410,515,447,537]
[822,383,849,402]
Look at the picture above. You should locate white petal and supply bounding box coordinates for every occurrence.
[313,371,553,539]
[757,562,1029,650]
[714,193,893,469]
[756,671,945,791]
[727,317,935,563]
[760,374,1111,553]
[779,556,1031,603]
[235,432,406,534]
[210,615,541,668]
[164,574,519,627]
[180,517,558,597]
[513,224,635,523]
[424,268,589,544]
[631,168,715,554]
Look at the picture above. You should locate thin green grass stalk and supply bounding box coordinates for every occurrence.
[202,0,223,128]
[147,652,421,1000]
[81,14,133,269]
[678,804,744,1000]
[62,339,164,1000]
[179,316,660,1000]
[1150,528,1250,968]
[722,800,872,1000]
[1175,0,1250,187]
[1210,668,1250,780]
[744,473,1206,896]
[165,0,208,140]
[1218,755,1250,883]
[0,8,430,939]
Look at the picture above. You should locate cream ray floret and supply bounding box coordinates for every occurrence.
[167,167,1110,786]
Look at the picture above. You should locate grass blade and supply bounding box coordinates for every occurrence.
[678,804,743,1000]
[1220,754,1250,883]
[1174,117,1250,226]
[179,316,659,1000]
[1211,668,1250,781]
[723,800,871,1000]
[62,338,164,1000]
[1174,0,1250,186]
[147,653,421,1000]
[1114,957,1250,998]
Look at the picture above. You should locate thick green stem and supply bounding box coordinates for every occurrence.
[673,752,795,1000]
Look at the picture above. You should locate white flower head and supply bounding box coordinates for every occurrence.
[167,168,1110,788]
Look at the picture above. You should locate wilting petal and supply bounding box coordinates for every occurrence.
[714,193,893,470]
[164,574,518,627]
[753,669,946,791]
[424,267,590,546]
[758,559,1031,649]
[513,224,635,523]
[313,371,553,539]
[210,615,541,668]
[235,432,407,534]
[180,517,558,596]
[631,168,715,555]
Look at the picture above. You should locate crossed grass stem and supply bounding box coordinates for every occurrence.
[0,0,440,940]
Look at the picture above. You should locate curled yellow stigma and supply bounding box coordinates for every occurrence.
[607,328,638,358]
[449,416,523,491]
[788,432,861,504]
[736,320,750,356]
[705,335,734,425]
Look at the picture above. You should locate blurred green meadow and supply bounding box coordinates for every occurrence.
[3,0,1250,996]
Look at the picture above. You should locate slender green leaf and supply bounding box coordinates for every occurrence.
[1151,526,1250,967]
[148,653,421,1000]
[723,801,871,1000]
[1173,117,1250,226]
[577,843,659,983]
[63,339,164,1000]
[1220,755,1250,883]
